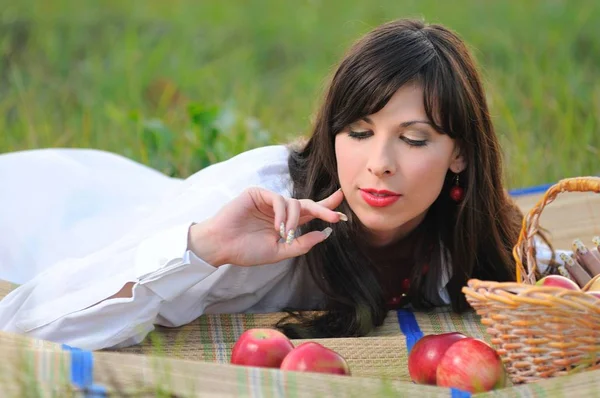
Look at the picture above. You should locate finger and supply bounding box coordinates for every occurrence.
[272,195,287,239]
[285,199,301,244]
[276,227,333,258]
[296,189,347,226]
[573,239,600,276]
[298,202,347,226]
[559,252,592,287]
[317,188,345,210]
[248,187,286,238]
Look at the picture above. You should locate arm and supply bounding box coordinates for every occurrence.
[0,221,225,351]
[101,220,225,302]
[0,179,235,351]
[1,187,343,350]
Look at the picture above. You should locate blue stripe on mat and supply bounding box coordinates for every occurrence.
[61,344,107,397]
[508,183,553,197]
[508,175,600,197]
[396,309,423,353]
[451,388,472,397]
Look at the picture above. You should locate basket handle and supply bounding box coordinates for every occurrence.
[513,176,600,284]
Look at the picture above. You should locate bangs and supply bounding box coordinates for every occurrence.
[328,29,438,135]
[329,69,408,135]
[422,52,469,139]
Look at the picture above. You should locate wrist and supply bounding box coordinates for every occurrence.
[188,220,227,268]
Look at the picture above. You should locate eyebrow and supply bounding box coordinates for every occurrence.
[360,117,434,129]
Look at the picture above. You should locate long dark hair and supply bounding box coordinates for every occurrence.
[277,19,532,338]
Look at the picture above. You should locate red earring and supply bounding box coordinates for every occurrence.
[449,174,465,202]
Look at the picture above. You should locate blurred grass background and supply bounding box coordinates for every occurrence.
[0,0,598,188]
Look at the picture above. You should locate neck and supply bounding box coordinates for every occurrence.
[360,219,427,258]
[364,211,427,248]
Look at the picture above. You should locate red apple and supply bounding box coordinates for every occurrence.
[436,338,507,393]
[407,332,467,385]
[280,342,351,375]
[536,275,580,290]
[230,328,294,368]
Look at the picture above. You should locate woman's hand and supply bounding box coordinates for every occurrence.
[188,187,346,267]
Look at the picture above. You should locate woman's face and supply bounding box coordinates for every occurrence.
[335,82,465,247]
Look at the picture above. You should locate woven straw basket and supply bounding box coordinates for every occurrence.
[463,176,600,384]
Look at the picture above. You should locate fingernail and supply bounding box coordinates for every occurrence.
[336,187,342,192]
[286,229,295,245]
[573,239,589,254]
[336,212,348,221]
[322,227,333,239]
[593,236,600,247]
[279,222,285,239]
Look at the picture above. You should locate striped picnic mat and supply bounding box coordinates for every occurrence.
[3,276,600,397]
[1,302,600,397]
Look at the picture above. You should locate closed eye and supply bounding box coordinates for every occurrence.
[348,130,372,140]
[347,130,428,147]
[402,137,428,147]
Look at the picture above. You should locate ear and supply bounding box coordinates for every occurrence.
[449,145,466,174]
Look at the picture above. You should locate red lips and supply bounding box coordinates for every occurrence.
[361,189,401,196]
[359,188,401,207]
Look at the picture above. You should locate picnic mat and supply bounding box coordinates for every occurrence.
[1,306,600,397]
[2,278,600,397]
[0,189,598,396]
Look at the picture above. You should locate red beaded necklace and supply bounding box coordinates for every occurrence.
[386,263,430,309]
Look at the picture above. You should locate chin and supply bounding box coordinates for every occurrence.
[355,214,403,236]
[353,208,423,244]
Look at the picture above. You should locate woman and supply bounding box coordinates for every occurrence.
[1,19,598,350]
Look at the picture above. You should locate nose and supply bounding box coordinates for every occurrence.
[367,140,397,177]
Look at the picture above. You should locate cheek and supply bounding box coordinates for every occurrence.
[403,154,449,197]
[335,139,358,184]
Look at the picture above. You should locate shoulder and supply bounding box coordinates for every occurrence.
[184,145,293,197]
[192,145,290,173]
[228,145,291,165]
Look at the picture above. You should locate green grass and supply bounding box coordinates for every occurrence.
[1,0,599,187]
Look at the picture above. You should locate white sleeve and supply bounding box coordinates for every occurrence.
[0,145,292,350]
[0,179,239,350]
[0,222,222,351]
